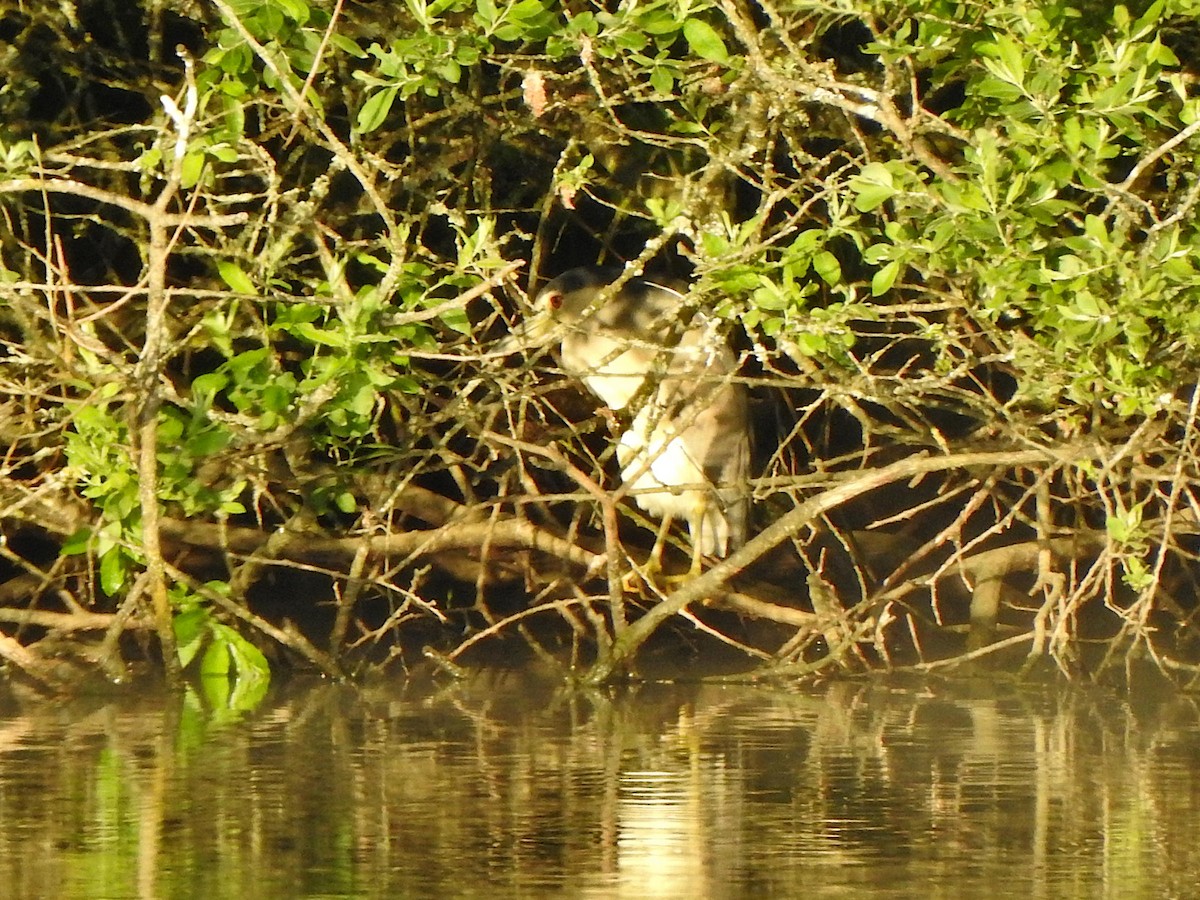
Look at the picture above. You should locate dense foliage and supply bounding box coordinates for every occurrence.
[2,0,1200,693]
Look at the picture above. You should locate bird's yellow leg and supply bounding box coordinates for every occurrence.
[687,532,705,579]
[684,494,708,580]
[648,512,674,576]
[631,500,711,591]
[622,513,675,592]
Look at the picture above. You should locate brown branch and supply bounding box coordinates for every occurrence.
[159,515,601,573]
[0,177,248,228]
[0,633,66,691]
[0,604,142,631]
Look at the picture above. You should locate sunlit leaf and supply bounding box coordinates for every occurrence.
[330,33,367,58]
[683,19,729,64]
[201,636,232,678]
[99,550,127,596]
[180,152,206,189]
[174,606,211,670]
[872,259,901,296]
[357,86,398,133]
[218,261,257,295]
[813,250,841,285]
[274,0,309,23]
[61,528,93,556]
[849,162,898,211]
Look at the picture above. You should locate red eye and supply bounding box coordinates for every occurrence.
[546,291,563,311]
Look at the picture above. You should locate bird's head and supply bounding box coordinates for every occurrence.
[534,266,623,326]
[496,266,687,358]
[534,266,687,335]
[503,266,622,351]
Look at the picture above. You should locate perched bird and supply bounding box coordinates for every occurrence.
[527,266,750,575]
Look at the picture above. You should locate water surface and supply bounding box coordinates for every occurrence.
[0,673,1196,898]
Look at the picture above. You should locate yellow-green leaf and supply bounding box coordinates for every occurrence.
[813,250,841,286]
[357,87,398,134]
[872,259,901,295]
[218,261,257,295]
[683,19,729,64]
[180,152,205,189]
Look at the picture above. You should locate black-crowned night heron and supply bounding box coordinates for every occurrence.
[526,266,750,576]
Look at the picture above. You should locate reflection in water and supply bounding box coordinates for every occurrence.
[0,674,1196,898]
[608,770,704,898]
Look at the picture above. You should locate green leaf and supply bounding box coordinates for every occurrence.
[228,671,271,711]
[288,321,348,348]
[262,382,294,413]
[813,250,841,286]
[1106,501,1146,545]
[253,5,285,35]
[789,230,824,255]
[1132,0,1165,38]
[475,0,497,26]
[191,371,229,404]
[640,10,680,35]
[650,65,674,93]
[440,307,471,334]
[872,259,901,295]
[180,152,206,189]
[509,0,547,18]
[436,59,462,84]
[187,427,231,457]
[329,34,367,58]
[218,261,257,295]
[972,75,1023,103]
[201,637,231,678]
[790,332,828,357]
[223,627,271,687]
[987,34,1025,88]
[849,162,897,211]
[100,550,128,596]
[683,19,729,64]
[209,144,239,163]
[174,606,211,670]
[357,86,398,134]
[273,0,309,23]
[62,527,94,556]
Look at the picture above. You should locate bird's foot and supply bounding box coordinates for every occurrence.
[620,561,660,595]
[621,556,703,594]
